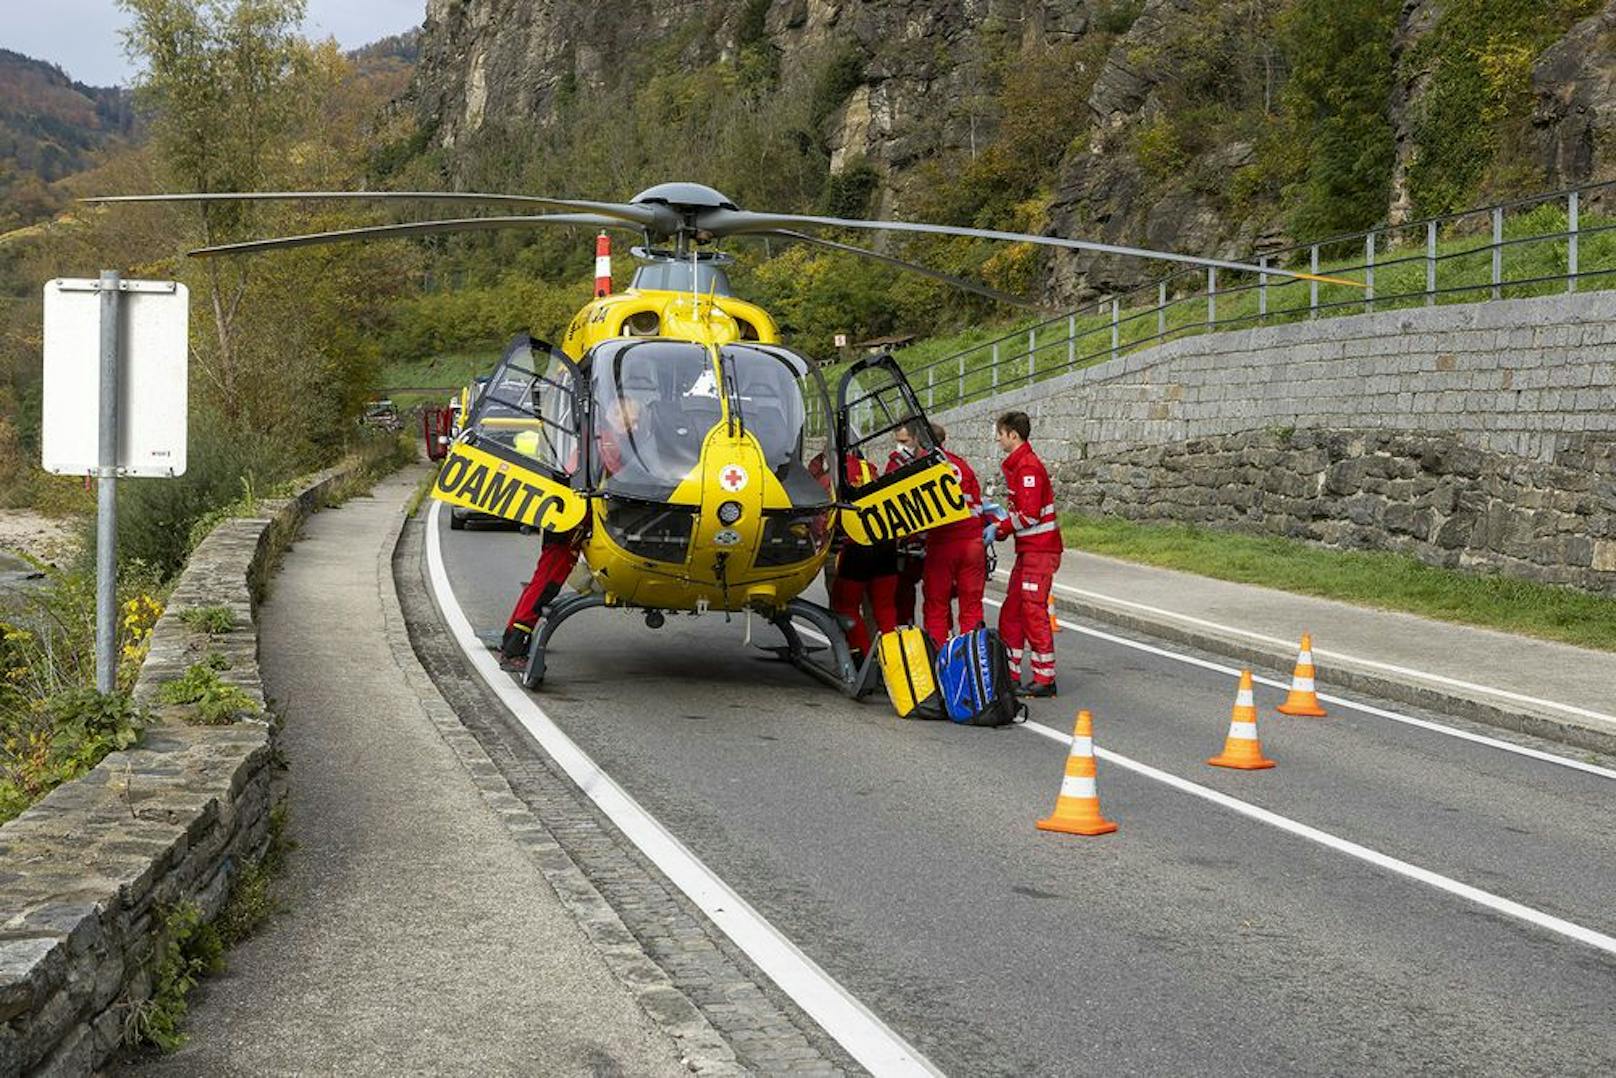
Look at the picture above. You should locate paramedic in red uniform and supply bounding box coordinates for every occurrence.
[885,421,926,625]
[829,453,900,668]
[991,411,1063,697]
[921,421,986,648]
[499,401,638,666]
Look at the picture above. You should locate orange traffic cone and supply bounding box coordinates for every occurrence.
[1037,710,1118,835]
[1048,593,1062,633]
[1208,670,1275,770]
[1275,633,1328,717]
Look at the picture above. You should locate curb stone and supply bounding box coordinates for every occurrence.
[988,578,1616,759]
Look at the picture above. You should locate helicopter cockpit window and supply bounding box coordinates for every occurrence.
[719,345,831,508]
[589,340,720,499]
[629,260,733,296]
[467,336,581,480]
[838,359,940,470]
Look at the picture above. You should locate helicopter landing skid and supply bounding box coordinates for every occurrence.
[523,593,608,689]
[771,599,862,697]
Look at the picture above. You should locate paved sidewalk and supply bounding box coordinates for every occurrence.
[1017,549,1616,755]
[121,470,691,1077]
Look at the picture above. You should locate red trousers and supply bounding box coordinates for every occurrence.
[922,539,986,648]
[506,535,580,634]
[830,574,897,660]
[999,550,1061,685]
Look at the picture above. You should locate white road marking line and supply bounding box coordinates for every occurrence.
[1020,717,1616,959]
[1051,580,1616,727]
[981,596,1616,781]
[426,503,941,1077]
[791,603,1616,956]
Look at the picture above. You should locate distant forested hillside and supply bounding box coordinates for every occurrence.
[0,50,138,230]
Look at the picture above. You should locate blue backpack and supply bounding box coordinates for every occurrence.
[936,628,1027,727]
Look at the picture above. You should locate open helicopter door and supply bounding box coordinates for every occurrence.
[833,354,973,545]
[431,334,591,533]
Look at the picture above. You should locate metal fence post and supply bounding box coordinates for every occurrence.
[1309,245,1319,316]
[1027,329,1036,381]
[1491,206,1503,301]
[1157,281,1167,337]
[991,342,999,389]
[1067,314,1076,366]
[957,352,964,403]
[1258,256,1268,318]
[95,270,121,695]
[926,364,934,409]
[1569,189,1580,294]
[1111,298,1120,359]
[1365,232,1375,313]
[1207,267,1216,326]
[1426,220,1437,307]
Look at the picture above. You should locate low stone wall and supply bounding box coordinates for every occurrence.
[0,464,347,1076]
[935,291,1616,591]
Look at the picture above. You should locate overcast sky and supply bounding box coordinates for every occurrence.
[5,1,425,87]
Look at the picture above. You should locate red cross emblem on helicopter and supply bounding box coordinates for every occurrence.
[719,464,749,493]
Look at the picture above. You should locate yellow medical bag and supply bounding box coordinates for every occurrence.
[876,627,944,719]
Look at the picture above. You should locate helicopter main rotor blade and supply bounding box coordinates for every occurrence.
[759,229,1044,310]
[185,214,641,257]
[83,190,678,231]
[700,209,1365,288]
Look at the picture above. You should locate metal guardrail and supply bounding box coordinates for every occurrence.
[819,179,1616,416]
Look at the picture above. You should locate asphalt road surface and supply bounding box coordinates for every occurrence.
[432,512,1616,1077]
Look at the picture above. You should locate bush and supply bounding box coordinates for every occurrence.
[0,686,146,823]
[107,418,296,581]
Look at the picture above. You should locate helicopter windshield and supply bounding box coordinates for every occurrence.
[720,345,831,508]
[589,340,720,499]
[630,259,733,295]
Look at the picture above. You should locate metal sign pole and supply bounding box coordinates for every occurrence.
[95,270,121,694]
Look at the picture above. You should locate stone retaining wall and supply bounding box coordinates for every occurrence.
[0,465,348,1076]
[935,292,1616,590]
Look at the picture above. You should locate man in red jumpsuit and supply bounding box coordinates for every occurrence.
[991,410,1063,697]
[885,422,927,625]
[829,453,899,668]
[921,421,986,648]
[499,401,638,666]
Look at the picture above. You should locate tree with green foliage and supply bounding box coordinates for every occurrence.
[120,0,311,420]
[1278,0,1399,238]
[118,0,412,462]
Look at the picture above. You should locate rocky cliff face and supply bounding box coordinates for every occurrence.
[413,1,1090,177]
[405,0,1616,303]
[1533,0,1616,206]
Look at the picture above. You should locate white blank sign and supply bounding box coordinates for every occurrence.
[42,278,189,478]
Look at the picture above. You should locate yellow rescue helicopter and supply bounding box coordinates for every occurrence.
[86,182,1356,692]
